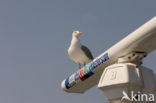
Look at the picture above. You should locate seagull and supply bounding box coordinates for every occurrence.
[68,31,94,69]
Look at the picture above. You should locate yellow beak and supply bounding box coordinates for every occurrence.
[78,32,82,35]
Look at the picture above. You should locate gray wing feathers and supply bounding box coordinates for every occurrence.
[81,45,94,60]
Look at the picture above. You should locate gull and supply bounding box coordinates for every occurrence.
[68,31,94,69]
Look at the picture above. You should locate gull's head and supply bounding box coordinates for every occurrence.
[72,31,82,37]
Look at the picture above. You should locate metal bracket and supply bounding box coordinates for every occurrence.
[118,52,147,65]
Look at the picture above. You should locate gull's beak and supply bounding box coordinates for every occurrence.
[78,32,82,36]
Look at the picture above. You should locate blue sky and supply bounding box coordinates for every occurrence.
[0,0,156,103]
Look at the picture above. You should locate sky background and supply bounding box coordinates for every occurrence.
[0,0,156,103]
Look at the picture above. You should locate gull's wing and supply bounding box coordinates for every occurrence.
[81,45,94,60]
